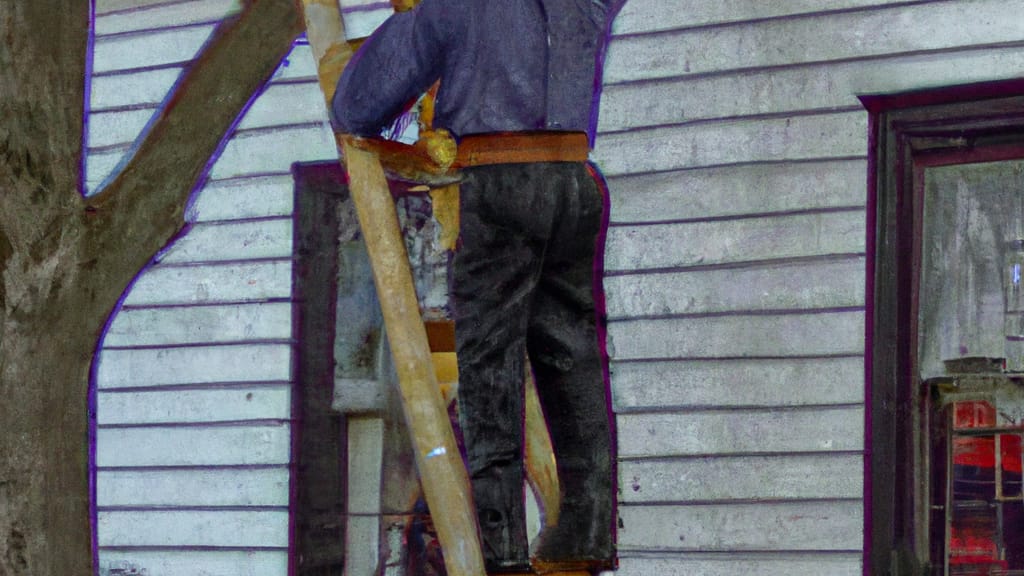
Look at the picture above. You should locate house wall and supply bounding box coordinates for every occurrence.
[85,0,1024,574]
[593,0,1024,574]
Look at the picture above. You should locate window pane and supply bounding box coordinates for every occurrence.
[919,160,1024,380]
[947,402,1024,574]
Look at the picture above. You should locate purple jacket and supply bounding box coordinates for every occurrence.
[332,0,624,141]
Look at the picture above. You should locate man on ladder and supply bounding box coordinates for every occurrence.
[332,0,624,573]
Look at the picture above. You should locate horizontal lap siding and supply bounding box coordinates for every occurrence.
[95,0,241,34]
[611,357,864,411]
[275,44,319,81]
[621,454,863,502]
[97,468,290,507]
[618,501,863,552]
[97,510,290,547]
[97,385,291,425]
[605,257,865,319]
[613,554,861,576]
[608,310,864,360]
[157,219,294,263]
[189,175,296,222]
[237,83,330,130]
[96,550,287,576]
[91,68,183,110]
[598,0,1024,567]
[90,1,336,563]
[92,26,216,74]
[605,160,867,224]
[89,108,158,149]
[96,424,291,467]
[121,260,292,306]
[605,210,865,272]
[209,124,337,179]
[617,407,864,458]
[612,0,919,35]
[103,302,292,347]
[96,344,292,389]
[593,112,867,177]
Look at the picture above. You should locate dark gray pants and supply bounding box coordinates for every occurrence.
[452,162,614,572]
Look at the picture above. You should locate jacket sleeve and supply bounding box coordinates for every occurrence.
[332,0,455,136]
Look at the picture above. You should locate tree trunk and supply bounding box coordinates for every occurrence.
[0,2,92,571]
[0,1,302,574]
[2,303,100,576]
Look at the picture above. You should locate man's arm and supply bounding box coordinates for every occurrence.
[332,0,456,136]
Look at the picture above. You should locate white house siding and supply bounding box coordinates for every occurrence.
[89,0,339,573]
[592,0,1024,574]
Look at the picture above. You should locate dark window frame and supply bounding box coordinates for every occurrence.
[864,81,1024,576]
[291,161,350,576]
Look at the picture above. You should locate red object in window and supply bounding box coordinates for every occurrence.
[953,436,995,469]
[948,523,1005,571]
[951,402,1024,473]
[1003,434,1023,476]
[955,401,997,429]
[946,401,1024,573]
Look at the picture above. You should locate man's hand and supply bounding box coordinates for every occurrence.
[341,132,461,185]
[420,128,457,172]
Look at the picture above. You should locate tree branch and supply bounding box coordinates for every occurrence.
[85,0,304,275]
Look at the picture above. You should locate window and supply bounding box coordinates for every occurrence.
[867,84,1024,575]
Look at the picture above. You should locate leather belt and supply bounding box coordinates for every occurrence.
[454,131,590,168]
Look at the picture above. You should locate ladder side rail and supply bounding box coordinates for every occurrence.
[297,3,486,575]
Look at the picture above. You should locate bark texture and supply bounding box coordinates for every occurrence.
[0,2,303,574]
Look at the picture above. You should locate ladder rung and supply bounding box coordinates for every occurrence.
[425,319,456,352]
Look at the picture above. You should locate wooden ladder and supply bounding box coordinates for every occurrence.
[298,2,484,575]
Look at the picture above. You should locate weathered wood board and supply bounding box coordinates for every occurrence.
[607,310,865,361]
[96,423,291,467]
[605,160,867,224]
[94,0,241,34]
[617,500,863,552]
[616,406,864,458]
[97,386,291,424]
[605,257,864,319]
[97,510,290,547]
[92,25,217,74]
[190,175,296,222]
[620,453,863,502]
[613,0,928,35]
[96,344,292,388]
[96,550,287,576]
[592,112,868,177]
[96,467,290,507]
[611,356,864,411]
[122,261,292,306]
[605,210,866,272]
[612,554,861,576]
